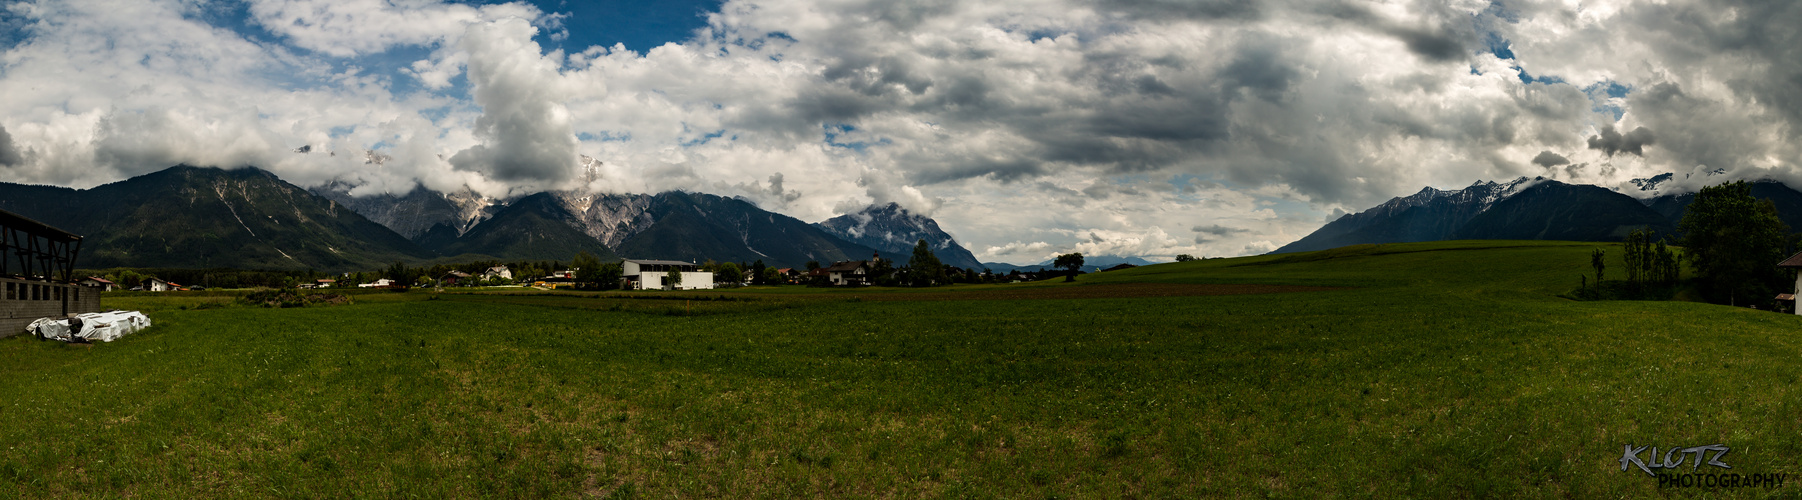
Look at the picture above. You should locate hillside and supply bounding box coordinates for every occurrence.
[611,192,881,266]
[433,193,619,261]
[1643,179,1802,234]
[1450,182,1673,240]
[1276,178,1673,253]
[1274,178,1533,253]
[0,166,431,271]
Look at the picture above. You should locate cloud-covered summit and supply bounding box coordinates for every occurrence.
[4,0,1802,264]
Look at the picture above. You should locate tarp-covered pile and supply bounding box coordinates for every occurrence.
[29,311,151,342]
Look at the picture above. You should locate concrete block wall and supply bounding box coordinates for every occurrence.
[0,278,101,338]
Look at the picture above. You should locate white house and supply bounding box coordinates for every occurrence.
[1781,252,1802,313]
[481,266,513,281]
[622,259,715,290]
[358,278,397,288]
[145,277,173,292]
[78,276,117,292]
[822,260,873,286]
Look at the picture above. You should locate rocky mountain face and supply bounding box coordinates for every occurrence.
[1273,177,1540,254]
[433,193,619,261]
[1449,181,1674,241]
[1276,173,1802,254]
[401,190,879,267]
[813,203,985,269]
[309,182,499,240]
[0,166,433,271]
[1274,177,1699,254]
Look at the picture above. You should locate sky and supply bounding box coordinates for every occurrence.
[3,1,1802,265]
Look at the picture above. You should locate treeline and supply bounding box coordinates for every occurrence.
[77,268,322,290]
[78,258,580,290]
[79,241,1080,291]
[1580,180,1797,308]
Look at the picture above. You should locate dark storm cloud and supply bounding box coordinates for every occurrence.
[1586,125,1654,157]
[1531,150,1569,168]
[1221,35,1300,101]
[1192,224,1249,236]
[1096,0,1264,21]
[1313,0,1477,62]
[0,126,22,167]
[1191,223,1249,243]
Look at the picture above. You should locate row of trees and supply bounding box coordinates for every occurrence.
[84,268,329,290]
[1586,180,1793,308]
[92,240,1097,292]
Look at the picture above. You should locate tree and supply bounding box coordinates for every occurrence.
[386,261,413,286]
[750,260,767,285]
[906,239,945,287]
[805,261,820,271]
[1654,239,1679,284]
[761,267,782,286]
[1054,253,1085,282]
[868,256,896,286]
[1175,254,1198,262]
[716,262,744,286]
[571,252,604,288]
[665,268,683,290]
[1679,180,1790,306]
[1590,248,1605,284]
[1623,229,1650,283]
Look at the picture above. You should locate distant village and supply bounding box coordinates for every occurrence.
[80,244,1130,293]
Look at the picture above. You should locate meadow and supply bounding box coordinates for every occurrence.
[2,240,1800,497]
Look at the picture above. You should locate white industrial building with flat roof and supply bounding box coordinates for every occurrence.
[622,259,715,290]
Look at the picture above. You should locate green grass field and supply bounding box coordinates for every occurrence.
[3,240,1800,497]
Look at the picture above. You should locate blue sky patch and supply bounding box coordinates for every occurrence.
[527,0,723,55]
[1484,33,1515,60]
[578,131,633,142]
[679,128,727,147]
[823,123,888,151]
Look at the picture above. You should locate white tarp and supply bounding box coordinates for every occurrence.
[28,311,151,342]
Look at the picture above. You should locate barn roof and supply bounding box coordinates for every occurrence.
[623,259,697,266]
[0,208,80,243]
[1780,251,1802,268]
[822,261,868,272]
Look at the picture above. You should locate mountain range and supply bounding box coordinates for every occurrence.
[0,166,432,270]
[813,203,984,269]
[1274,174,1802,254]
[0,165,992,272]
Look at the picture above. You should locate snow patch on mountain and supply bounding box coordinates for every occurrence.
[815,203,984,268]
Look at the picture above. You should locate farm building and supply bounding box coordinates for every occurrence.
[481,266,512,281]
[1779,252,1802,315]
[0,208,101,337]
[622,259,715,290]
[441,270,471,285]
[359,279,397,288]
